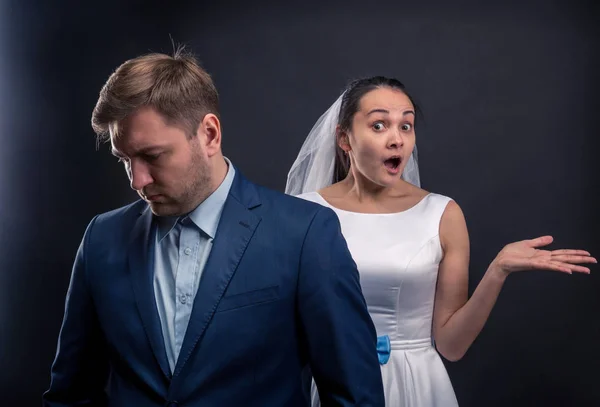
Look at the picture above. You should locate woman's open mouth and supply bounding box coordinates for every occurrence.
[384,156,401,174]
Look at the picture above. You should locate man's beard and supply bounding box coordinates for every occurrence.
[150,152,212,217]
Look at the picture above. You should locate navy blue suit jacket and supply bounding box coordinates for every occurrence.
[44,169,385,407]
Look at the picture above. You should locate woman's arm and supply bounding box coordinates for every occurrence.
[431,201,595,362]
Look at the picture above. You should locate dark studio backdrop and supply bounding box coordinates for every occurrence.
[1,0,598,405]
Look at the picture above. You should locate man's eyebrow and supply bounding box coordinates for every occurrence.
[137,146,164,155]
[111,146,165,157]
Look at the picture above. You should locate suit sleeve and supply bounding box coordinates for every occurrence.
[297,207,385,407]
[43,216,110,407]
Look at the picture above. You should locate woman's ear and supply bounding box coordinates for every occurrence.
[336,125,351,153]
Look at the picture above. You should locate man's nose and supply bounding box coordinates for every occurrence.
[129,161,153,191]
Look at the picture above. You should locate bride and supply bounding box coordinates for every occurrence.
[285,76,595,406]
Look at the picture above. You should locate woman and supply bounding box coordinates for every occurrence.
[285,76,596,406]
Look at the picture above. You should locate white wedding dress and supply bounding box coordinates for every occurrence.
[298,192,459,407]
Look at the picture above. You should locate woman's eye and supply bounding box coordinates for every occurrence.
[402,123,413,131]
[372,122,385,131]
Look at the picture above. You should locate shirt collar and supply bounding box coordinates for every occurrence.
[156,157,236,242]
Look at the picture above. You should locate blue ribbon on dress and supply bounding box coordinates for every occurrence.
[376,335,391,365]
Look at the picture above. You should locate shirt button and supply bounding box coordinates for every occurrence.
[184,247,192,255]
[180,294,187,304]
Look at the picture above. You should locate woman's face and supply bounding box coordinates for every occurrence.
[339,87,416,188]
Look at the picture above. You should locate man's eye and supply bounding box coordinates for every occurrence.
[145,153,161,162]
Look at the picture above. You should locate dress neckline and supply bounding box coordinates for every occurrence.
[310,192,432,216]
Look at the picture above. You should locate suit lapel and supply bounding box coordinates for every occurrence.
[128,206,172,380]
[173,175,261,377]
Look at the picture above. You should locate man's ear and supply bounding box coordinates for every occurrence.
[197,113,222,156]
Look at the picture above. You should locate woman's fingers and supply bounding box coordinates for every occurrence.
[551,254,597,264]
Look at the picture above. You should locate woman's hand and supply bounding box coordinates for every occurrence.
[490,235,596,277]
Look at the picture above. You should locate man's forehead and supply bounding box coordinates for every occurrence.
[109,126,126,150]
[109,121,141,150]
[108,120,124,139]
[110,135,170,157]
[109,128,137,157]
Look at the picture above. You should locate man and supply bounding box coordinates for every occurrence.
[43,49,384,406]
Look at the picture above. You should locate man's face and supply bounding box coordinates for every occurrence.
[110,106,212,216]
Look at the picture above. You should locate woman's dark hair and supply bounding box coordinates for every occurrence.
[333,76,421,183]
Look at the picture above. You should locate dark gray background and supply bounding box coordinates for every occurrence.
[1,0,598,405]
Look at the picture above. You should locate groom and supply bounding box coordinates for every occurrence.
[43,49,385,406]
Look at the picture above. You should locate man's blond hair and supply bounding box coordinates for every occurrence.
[92,47,219,142]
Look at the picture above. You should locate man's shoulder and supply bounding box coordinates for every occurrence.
[252,182,328,218]
[95,199,147,223]
[86,200,147,238]
[72,200,146,254]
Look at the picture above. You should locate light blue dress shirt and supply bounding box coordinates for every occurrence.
[153,158,235,372]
